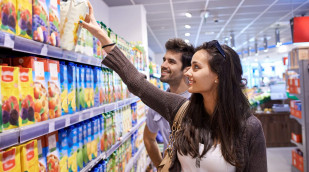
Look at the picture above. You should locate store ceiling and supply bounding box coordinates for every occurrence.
[103,0,309,54]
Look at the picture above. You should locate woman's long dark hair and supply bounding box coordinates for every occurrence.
[174,41,251,167]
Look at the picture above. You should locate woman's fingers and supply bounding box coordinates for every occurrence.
[87,1,94,16]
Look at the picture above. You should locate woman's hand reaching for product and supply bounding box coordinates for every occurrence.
[80,1,115,53]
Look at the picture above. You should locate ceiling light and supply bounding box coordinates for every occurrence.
[205,31,215,35]
[185,39,190,43]
[185,25,191,29]
[185,33,190,37]
[254,58,258,62]
[185,12,192,18]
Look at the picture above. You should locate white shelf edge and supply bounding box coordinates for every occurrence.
[290,115,303,125]
[291,139,304,152]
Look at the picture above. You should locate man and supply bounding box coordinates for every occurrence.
[143,38,194,168]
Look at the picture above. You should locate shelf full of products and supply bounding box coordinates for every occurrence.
[81,117,146,172]
[287,47,309,172]
[0,96,140,150]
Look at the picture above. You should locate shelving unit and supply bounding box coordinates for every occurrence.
[288,47,309,172]
[0,96,140,150]
[0,31,104,67]
[81,117,146,172]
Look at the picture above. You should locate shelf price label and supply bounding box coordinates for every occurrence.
[70,114,80,124]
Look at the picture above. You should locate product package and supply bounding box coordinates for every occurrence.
[12,57,49,122]
[84,66,93,109]
[67,62,76,114]
[67,125,78,172]
[47,0,60,46]
[1,66,20,131]
[19,67,35,127]
[76,124,83,171]
[86,120,92,162]
[0,146,21,172]
[45,131,60,172]
[16,0,32,39]
[46,59,61,119]
[20,139,39,172]
[60,61,68,115]
[0,0,17,34]
[93,67,100,107]
[37,136,47,172]
[76,65,85,111]
[32,0,49,43]
[58,129,69,172]
[81,121,88,166]
[60,0,89,51]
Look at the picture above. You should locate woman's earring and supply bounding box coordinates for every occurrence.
[215,80,218,83]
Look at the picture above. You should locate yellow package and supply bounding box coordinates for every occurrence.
[20,139,39,172]
[0,146,21,172]
[16,0,32,39]
[19,67,35,127]
[0,66,20,131]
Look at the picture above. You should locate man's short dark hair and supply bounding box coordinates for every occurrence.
[165,38,194,70]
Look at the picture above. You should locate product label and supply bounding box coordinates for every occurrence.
[26,141,35,161]
[34,61,45,80]
[49,63,58,80]
[1,67,14,82]
[2,148,16,171]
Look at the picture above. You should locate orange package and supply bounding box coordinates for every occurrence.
[46,59,61,119]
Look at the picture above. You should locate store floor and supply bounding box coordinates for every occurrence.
[267,147,295,172]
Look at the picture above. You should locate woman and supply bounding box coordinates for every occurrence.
[80,2,267,172]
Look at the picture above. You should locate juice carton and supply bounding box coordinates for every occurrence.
[46,59,61,119]
[99,115,105,152]
[58,129,68,172]
[37,136,47,172]
[16,0,32,39]
[12,57,49,122]
[20,139,39,172]
[98,68,104,105]
[60,61,68,115]
[86,120,92,162]
[91,118,98,159]
[19,67,35,127]
[32,0,48,43]
[45,131,60,172]
[84,66,92,109]
[81,121,88,166]
[1,66,20,131]
[0,0,17,34]
[59,0,88,51]
[47,0,60,46]
[93,67,99,107]
[90,67,94,107]
[76,65,85,111]
[67,125,78,172]
[0,146,21,172]
[95,117,100,156]
[67,62,76,114]
[76,124,83,171]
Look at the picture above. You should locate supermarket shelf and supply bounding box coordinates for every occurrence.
[124,144,146,172]
[289,93,302,100]
[0,31,104,67]
[291,140,304,152]
[150,73,160,79]
[0,129,19,150]
[290,115,303,125]
[0,97,140,150]
[81,116,146,172]
[288,68,300,72]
